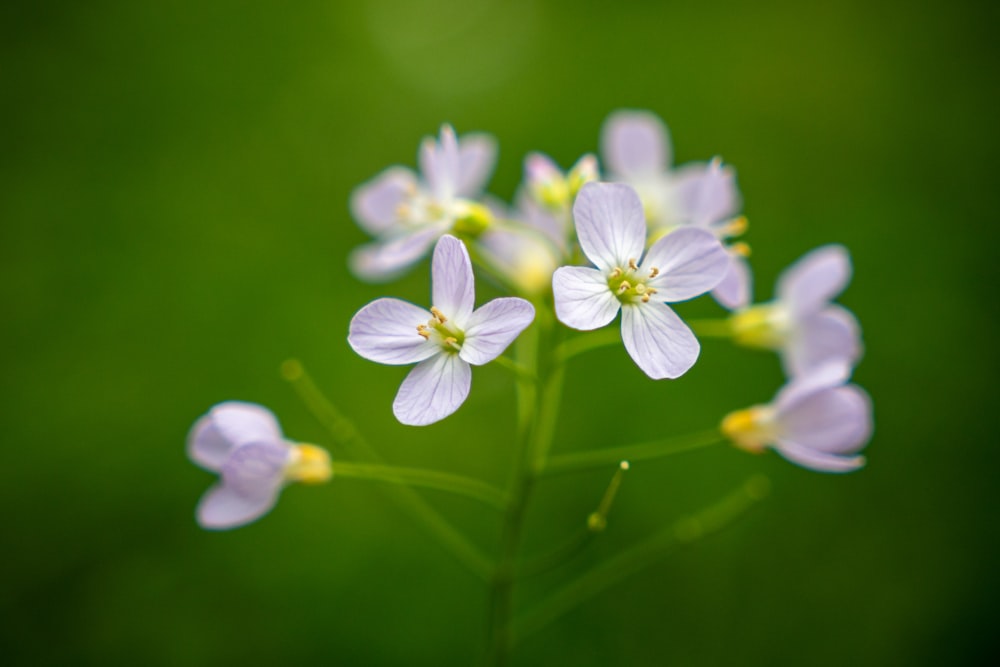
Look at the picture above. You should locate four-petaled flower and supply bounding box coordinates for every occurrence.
[188,402,332,530]
[349,235,535,426]
[729,245,862,378]
[721,363,872,472]
[552,182,730,379]
[350,124,497,281]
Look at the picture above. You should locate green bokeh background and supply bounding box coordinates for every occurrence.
[3,0,996,664]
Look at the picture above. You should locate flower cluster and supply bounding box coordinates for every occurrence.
[185,111,874,664]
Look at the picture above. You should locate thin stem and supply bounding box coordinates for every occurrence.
[512,475,771,645]
[282,359,493,581]
[516,528,594,579]
[687,318,734,338]
[554,328,621,363]
[542,430,724,475]
[491,355,537,382]
[333,462,507,510]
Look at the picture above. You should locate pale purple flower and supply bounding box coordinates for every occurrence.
[552,182,730,379]
[721,363,873,473]
[349,125,497,281]
[601,111,750,309]
[349,235,535,426]
[730,245,862,378]
[188,402,332,530]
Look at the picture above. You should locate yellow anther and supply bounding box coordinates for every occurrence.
[416,324,430,339]
[628,258,639,271]
[648,267,659,278]
[641,294,650,303]
[609,267,623,279]
[443,336,460,349]
[730,241,751,257]
[724,215,749,237]
[646,287,658,295]
[430,307,447,323]
[285,444,332,484]
[395,203,411,218]
[617,281,632,294]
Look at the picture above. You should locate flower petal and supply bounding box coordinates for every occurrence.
[620,302,700,379]
[431,235,475,326]
[221,442,290,496]
[459,298,535,366]
[187,415,232,472]
[670,159,740,227]
[774,361,853,412]
[348,298,439,365]
[712,252,752,311]
[777,384,873,454]
[393,353,472,426]
[196,484,280,530]
[209,402,283,449]
[348,223,448,282]
[349,167,416,236]
[643,227,730,302]
[777,245,852,315]
[573,182,647,271]
[773,440,866,473]
[420,124,460,201]
[785,305,862,377]
[553,266,621,330]
[455,132,497,197]
[601,110,670,177]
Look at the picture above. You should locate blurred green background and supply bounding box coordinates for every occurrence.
[2,0,997,664]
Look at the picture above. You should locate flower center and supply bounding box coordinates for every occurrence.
[721,406,777,453]
[416,307,465,352]
[284,444,333,484]
[729,303,791,349]
[607,258,660,304]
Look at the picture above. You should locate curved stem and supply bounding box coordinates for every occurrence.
[491,355,537,382]
[333,462,507,510]
[512,475,771,645]
[283,359,494,581]
[554,328,621,363]
[542,430,724,475]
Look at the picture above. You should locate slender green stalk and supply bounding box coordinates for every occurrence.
[554,328,621,363]
[282,359,494,581]
[543,430,724,475]
[333,462,507,510]
[512,475,771,645]
[516,528,593,579]
[491,355,537,382]
[687,318,734,338]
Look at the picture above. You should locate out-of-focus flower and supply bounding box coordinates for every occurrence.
[721,363,872,472]
[601,111,750,309]
[524,152,598,213]
[476,223,561,297]
[729,245,862,377]
[188,402,331,530]
[349,235,535,426]
[349,125,497,281]
[552,182,729,379]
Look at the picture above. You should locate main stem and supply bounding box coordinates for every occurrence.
[485,312,564,665]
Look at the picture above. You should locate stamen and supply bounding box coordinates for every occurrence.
[430,307,447,323]
[648,267,659,278]
[730,241,751,257]
[725,216,749,237]
[628,258,638,271]
[443,336,460,349]
[641,294,650,303]
[617,281,632,294]
[609,267,623,279]
[416,324,430,339]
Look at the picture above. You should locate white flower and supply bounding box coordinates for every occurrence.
[349,125,497,281]
[552,182,730,379]
[730,245,862,377]
[721,363,873,473]
[188,402,331,530]
[348,235,535,426]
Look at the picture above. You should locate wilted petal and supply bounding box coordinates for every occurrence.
[350,167,416,235]
[460,298,535,366]
[774,440,866,473]
[574,182,647,271]
[553,266,621,330]
[644,227,730,302]
[671,159,740,227]
[455,133,497,197]
[420,124,460,201]
[601,110,670,177]
[393,353,472,426]
[431,235,475,326]
[209,402,283,449]
[187,415,232,472]
[778,385,873,454]
[777,245,852,315]
[620,302,700,379]
[196,484,280,530]
[785,305,862,377]
[712,252,752,310]
[349,223,448,282]
[349,298,439,365]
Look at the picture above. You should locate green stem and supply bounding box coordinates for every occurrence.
[333,462,506,510]
[554,328,621,363]
[543,429,724,475]
[687,318,734,338]
[512,475,771,645]
[491,355,537,382]
[282,359,493,581]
